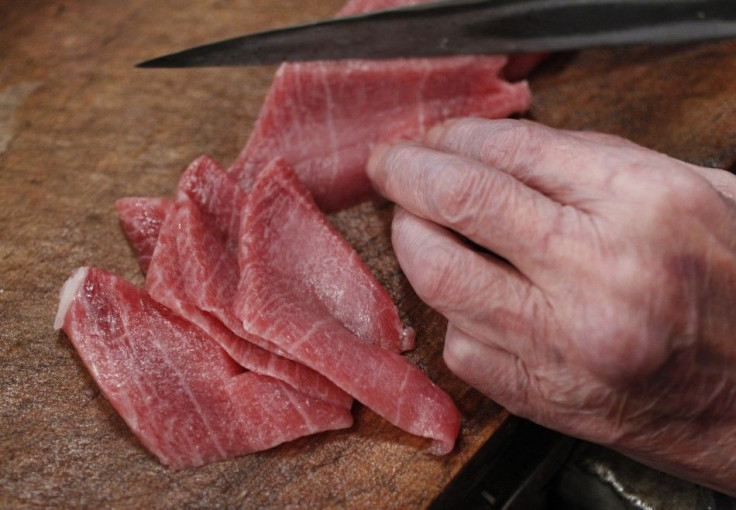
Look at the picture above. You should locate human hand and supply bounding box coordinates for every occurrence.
[366,118,736,494]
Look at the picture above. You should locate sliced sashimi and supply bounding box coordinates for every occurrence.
[241,158,413,353]
[224,371,351,451]
[146,194,352,409]
[173,196,252,338]
[172,196,353,409]
[229,57,531,212]
[54,267,352,469]
[228,0,534,212]
[115,197,173,274]
[234,160,460,454]
[176,154,244,245]
[172,156,280,341]
[178,155,411,353]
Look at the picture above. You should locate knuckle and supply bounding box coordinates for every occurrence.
[410,241,462,308]
[658,172,709,208]
[378,143,425,187]
[578,296,671,384]
[429,161,515,238]
[640,167,718,223]
[479,120,547,170]
[429,163,485,231]
[678,175,721,214]
[593,327,648,380]
[429,118,535,166]
[383,142,420,173]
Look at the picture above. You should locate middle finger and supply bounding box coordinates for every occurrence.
[392,207,547,360]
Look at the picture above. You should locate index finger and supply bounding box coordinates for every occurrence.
[367,140,565,277]
[424,118,615,201]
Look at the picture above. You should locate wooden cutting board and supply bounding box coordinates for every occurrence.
[1,1,735,508]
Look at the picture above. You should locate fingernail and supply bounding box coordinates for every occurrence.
[424,122,447,146]
[425,118,461,146]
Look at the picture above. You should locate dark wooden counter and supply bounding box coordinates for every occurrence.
[1,1,735,508]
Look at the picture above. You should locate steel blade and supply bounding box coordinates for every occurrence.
[137,0,736,68]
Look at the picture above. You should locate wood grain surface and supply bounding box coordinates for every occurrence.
[2,1,735,508]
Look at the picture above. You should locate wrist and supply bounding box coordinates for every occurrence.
[612,417,736,496]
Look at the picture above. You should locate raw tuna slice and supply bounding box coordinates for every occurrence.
[174,197,264,341]
[229,57,531,212]
[336,0,547,81]
[176,154,244,245]
[54,267,352,469]
[171,196,352,409]
[172,156,280,340]
[234,160,460,454]
[228,0,533,212]
[178,155,412,354]
[115,197,173,274]
[146,192,352,409]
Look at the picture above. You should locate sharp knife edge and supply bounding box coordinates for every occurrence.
[137,0,736,67]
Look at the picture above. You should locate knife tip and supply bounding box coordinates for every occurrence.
[135,56,178,68]
[135,51,229,68]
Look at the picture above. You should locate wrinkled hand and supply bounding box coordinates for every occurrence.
[367,118,736,494]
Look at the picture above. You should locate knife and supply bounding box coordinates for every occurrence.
[137,0,736,68]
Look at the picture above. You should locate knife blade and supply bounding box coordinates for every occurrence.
[137,0,736,68]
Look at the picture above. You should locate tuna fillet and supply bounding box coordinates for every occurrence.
[115,197,173,274]
[234,159,460,454]
[54,267,353,469]
[228,0,533,212]
[229,57,531,212]
[144,163,352,409]
[180,155,412,354]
